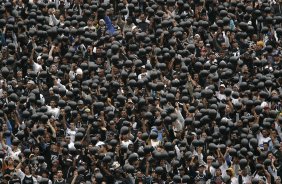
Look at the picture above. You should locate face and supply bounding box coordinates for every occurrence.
[24,166,30,175]
[7,157,13,165]
[215,168,222,176]
[50,100,56,108]
[70,123,75,130]
[57,170,63,178]
[198,41,204,48]
[262,130,268,137]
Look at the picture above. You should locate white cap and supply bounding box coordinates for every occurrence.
[132,25,137,31]
[76,68,83,75]
[220,84,226,88]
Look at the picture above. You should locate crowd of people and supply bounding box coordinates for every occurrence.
[0,0,282,183]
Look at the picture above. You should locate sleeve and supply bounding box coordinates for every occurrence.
[175,109,184,128]
[7,121,13,131]
[267,166,277,178]
[17,169,25,180]
[33,176,38,184]
[104,16,115,35]
[275,123,282,140]
[222,31,230,48]
[52,14,59,26]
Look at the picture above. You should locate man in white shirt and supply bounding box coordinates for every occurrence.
[216,84,227,101]
[257,129,272,150]
[66,122,77,145]
[47,99,60,119]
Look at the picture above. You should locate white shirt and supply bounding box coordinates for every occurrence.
[231,177,239,184]
[121,140,133,148]
[33,62,42,73]
[216,92,226,101]
[242,175,252,184]
[66,128,77,143]
[47,106,60,119]
[220,162,229,178]
[257,132,271,149]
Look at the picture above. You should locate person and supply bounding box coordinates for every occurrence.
[53,169,66,184]
[226,168,239,184]
[15,158,38,184]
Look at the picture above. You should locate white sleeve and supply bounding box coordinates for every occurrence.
[275,123,282,140]
[17,169,25,180]
[33,176,38,184]
[175,145,181,160]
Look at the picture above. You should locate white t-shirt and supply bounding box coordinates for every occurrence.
[220,162,229,178]
[66,128,77,143]
[257,132,271,149]
[121,140,133,148]
[47,106,60,119]
[216,92,226,101]
[242,175,252,184]
[231,177,239,184]
[33,62,42,73]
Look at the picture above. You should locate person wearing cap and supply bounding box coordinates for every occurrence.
[194,163,212,183]
[216,83,227,102]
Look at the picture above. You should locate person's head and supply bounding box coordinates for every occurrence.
[219,84,225,93]
[16,70,23,79]
[206,156,213,164]
[65,136,71,143]
[256,39,264,47]
[139,13,146,22]
[24,165,32,175]
[263,142,269,150]
[26,80,35,90]
[57,13,64,21]
[226,168,235,177]
[50,100,57,108]
[70,122,75,130]
[99,19,105,27]
[198,40,204,48]
[6,156,14,166]
[198,164,205,173]
[215,168,222,176]
[261,129,269,138]
[275,176,281,184]
[208,52,216,61]
[221,42,228,50]
[87,18,93,26]
[225,104,232,114]
[56,169,63,179]
[32,145,40,155]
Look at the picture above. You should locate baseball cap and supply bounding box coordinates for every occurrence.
[220,84,226,88]
[127,99,133,103]
[28,80,35,85]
